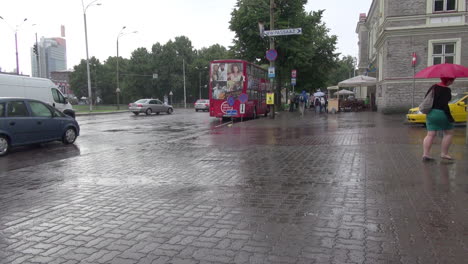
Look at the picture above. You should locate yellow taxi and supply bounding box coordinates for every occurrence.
[407,92,468,123]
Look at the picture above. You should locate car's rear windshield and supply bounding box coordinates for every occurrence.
[135,99,148,103]
[197,100,208,103]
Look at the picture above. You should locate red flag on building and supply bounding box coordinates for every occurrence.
[411,52,417,67]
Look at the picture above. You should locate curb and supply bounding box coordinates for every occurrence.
[75,110,130,116]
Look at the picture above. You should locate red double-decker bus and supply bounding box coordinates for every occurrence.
[209,60,270,119]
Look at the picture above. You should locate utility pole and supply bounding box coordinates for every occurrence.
[35,33,40,77]
[183,58,186,108]
[198,71,201,99]
[269,0,275,118]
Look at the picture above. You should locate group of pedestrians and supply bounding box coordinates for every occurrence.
[288,90,328,116]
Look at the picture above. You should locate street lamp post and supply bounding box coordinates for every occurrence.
[176,51,186,108]
[183,58,186,108]
[0,16,28,75]
[81,0,101,111]
[198,70,201,99]
[32,24,40,77]
[195,66,208,99]
[116,26,137,110]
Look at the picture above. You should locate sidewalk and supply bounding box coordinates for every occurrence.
[75,110,129,116]
[208,110,468,263]
[0,110,466,264]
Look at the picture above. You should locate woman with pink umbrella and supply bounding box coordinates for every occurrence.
[421,77,455,161]
[416,63,468,162]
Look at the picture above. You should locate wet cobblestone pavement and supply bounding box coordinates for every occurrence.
[0,110,467,264]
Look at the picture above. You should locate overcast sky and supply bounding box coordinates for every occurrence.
[0,0,372,76]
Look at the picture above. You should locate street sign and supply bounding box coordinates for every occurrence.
[238,93,248,103]
[291,78,296,86]
[226,109,238,116]
[266,93,274,105]
[411,52,417,67]
[153,73,158,79]
[264,28,302,37]
[268,67,275,78]
[227,96,235,106]
[266,49,278,62]
[240,104,245,114]
[292,69,297,78]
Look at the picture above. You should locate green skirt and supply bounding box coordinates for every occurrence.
[426,109,454,131]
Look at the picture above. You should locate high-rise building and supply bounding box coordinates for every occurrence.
[31,34,67,78]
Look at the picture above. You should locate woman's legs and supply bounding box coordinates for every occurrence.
[423,131,436,158]
[441,129,454,158]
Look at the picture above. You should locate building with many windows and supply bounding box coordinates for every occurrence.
[31,37,67,79]
[356,0,468,113]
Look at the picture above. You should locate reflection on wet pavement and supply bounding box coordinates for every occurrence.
[0,110,467,263]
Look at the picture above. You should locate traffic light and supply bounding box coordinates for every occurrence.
[33,44,38,55]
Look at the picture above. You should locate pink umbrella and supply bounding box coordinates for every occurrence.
[415,63,468,78]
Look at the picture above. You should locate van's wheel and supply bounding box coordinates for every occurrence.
[0,135,10,157]
[167,108,173,114]
[62,128,77,144]
[145,108,152,115]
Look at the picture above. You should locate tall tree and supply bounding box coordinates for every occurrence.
[326,55,356,87]
[70,36,232,105]
[69,57,105,103]
[230,0,338,98]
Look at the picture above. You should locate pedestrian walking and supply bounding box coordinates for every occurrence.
[299,90,307,116]
[289,92,295,112]
[319,97,326,113]
[422,77,455,162]
[314,97,321,114]
[324,96,328,113]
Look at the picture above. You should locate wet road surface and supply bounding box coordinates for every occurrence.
[0,109,467,263]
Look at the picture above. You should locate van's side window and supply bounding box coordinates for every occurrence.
[7,101,29,117]
[51,88,66,104]
[0,103,5,117]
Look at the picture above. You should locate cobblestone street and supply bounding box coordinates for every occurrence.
[0,110,467,264]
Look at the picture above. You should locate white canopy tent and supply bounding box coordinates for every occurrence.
[338,75,377,87]
[338,75,377,101]
[335,90,355,95]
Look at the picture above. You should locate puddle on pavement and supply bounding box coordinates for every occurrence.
[103,129,129,133]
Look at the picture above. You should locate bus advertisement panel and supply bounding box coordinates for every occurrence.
[209,60,270,119]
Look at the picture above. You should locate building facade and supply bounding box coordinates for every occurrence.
[357,0,468,113]
[31,37,67,79]
[50,70,73,97]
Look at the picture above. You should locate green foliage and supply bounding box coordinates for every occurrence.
[69,1,353,104]
[326,55,357,87]
[229,0,339,94]
[70,37,229,105]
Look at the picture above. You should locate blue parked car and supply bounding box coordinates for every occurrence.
[0,98,80,156]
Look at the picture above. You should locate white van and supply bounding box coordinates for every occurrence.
[0,74,75,118]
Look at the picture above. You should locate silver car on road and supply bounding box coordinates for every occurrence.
[194,99,209,112]
[129,99,173,115]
